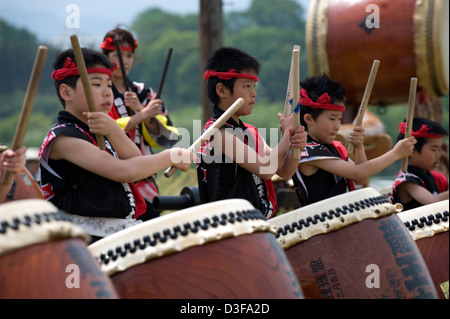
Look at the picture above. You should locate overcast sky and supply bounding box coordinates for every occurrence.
[0,0,310,48]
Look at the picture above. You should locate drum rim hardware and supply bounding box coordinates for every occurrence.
[89,199,274,276]
[269,188,402,249]
[0,199,90,256]
[398,200,449,240]
[97,209,265,266]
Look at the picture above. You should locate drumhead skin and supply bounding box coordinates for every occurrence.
[0,199,89,256]
[270,188,402,249]
[269,188,439,299]
[89,199,304,299]
[0,199,118,299]
[398,200,449,299]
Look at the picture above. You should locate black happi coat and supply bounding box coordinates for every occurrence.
[40,111,146,219]
[390,165,448,210]
[196,105,277,219]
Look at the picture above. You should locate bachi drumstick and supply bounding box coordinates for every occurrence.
[2,45,48,185]
[164,97,245,178]
[70,34,106,150]
[154,48,173,99]
[291,46,301,160]
[113,36,130,92]
[284,45,301,118]
[347,59,380,154]
[401,77,418,172]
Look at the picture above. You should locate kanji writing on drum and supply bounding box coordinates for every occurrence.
[379,219,436,299]
[309,257,344,299]
[386,268,404,299]
[66,241,116,298]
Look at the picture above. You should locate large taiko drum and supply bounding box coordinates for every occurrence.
[88,199,304,299]
[398,200,449,299]
[307,0,449,120]
[269,188,438,299]
[0,199,118,298]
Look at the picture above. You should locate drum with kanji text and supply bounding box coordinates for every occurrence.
[269,188,438,299]
[398,200,449,299]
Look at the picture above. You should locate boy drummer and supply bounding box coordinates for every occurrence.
[196,47,307,219]
[40,48,193,241]
[293,74,416,207]
[390,117,449,210]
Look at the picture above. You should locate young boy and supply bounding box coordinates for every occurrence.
[101,27,179,221]
[0,145,26,203]
[196,47,307,219]
[390,117,449,210]
[40,48,193,240]
[293,74,416,207]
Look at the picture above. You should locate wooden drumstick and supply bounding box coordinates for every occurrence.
[284,45,301,117]
[113,36,130,92]
[2,45,48,185]
[291,46,301,160]
[347,59,380,154]
[70,34,106,150]
[401,77,418,172]
[154,48,173,99]
[149,48,173,125]
[164,97,245,178]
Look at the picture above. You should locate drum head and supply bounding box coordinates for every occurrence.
[397,200,449,299]
[269,187,402,249]
[0,199,89,256]
[89,199,273,276]
[397,200,449,240]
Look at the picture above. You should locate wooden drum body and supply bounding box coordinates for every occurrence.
[88,199,304,299]
[398,200,449,299]
[269,188,438,299]
[1,168,43,203]
[307,0,449,121]
[0,199,118,298]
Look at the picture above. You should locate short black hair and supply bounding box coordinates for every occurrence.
[396,117,448,153]
[299,74,346,129]
[204,47,260,104]
[52,47,115,108]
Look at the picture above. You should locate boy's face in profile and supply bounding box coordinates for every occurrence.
[410,137,444,171]
[64,69,113,116]
[219,69,257,117]
[305,109,343,144]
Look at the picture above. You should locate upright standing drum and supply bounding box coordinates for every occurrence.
[0,199,118,298]
[307,0,449,120]
[398,200,449,299]
[269,188,438,299]
[88,199,304,299]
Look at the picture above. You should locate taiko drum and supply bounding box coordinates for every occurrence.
[398,200,449,299]
[269,188,439,299]
[306,0,448,121]
[88,199,304,299]
[0,199,118,298]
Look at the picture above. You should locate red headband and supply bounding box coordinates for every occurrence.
[51,57,117,81]
[398,122,445,139]
[100,37,138,52]
[299,89,345,111]
[203,69,259,82]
